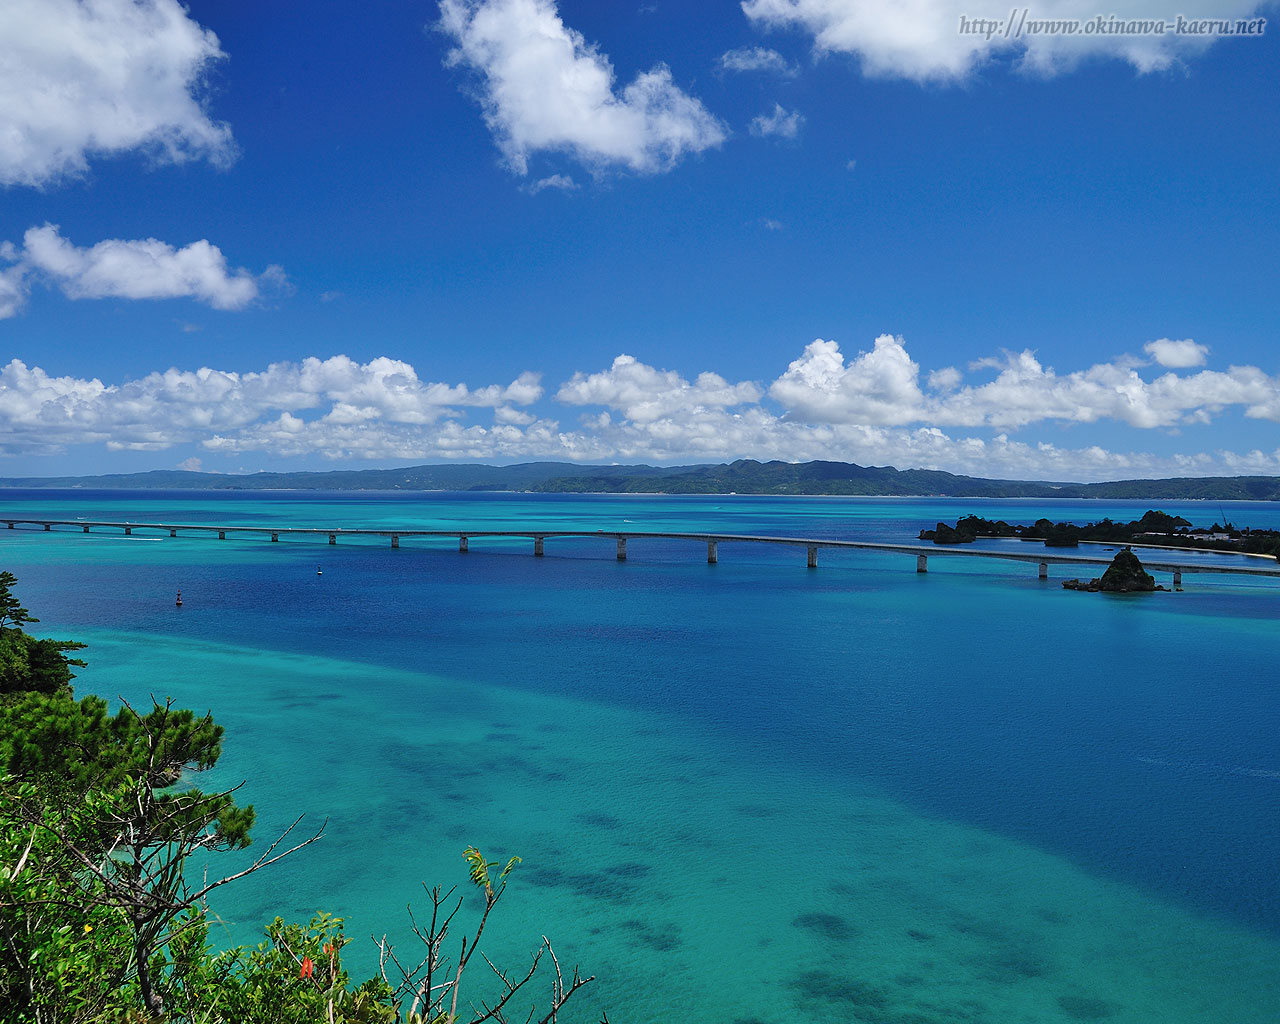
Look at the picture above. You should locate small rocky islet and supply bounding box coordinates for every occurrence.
[1061,547,1167,593]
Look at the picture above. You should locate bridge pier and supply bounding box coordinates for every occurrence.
[459,536,469,553]
[83,525,90,533]
[329,534,336,545]
[917,554,928,573]
[707,540,717,564]
[391,535,399,549]
[534,537,544,557]
[1173,570,1182,587]
[617,537,627,561]
[807,545,817,568]
[44,524,52,531]
[218,531,225,540]
[170,529,177,538]
[124,527,132,536]
[271,532,278,542]
[6,522,13,529]
[1039,562,1048,579]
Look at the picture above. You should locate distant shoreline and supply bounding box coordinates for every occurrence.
[2,485,1278,502]
[2,485,1279,502]
[3,458,1280,501]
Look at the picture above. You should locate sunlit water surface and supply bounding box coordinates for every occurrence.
[5,491,1279,1024]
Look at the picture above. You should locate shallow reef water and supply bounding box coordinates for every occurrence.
[4,490,1279,1023]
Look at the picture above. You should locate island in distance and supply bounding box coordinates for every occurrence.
[1062,548,1166,593]
[6,459,1280,500]
[919,510,1280,558]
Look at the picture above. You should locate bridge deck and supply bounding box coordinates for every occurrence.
[5,518,1279,580]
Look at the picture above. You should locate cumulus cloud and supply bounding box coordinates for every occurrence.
[769,336,1280,431]
[7,343,1280,479]
[1145,337,1209,368]
[741,0,1266,82]
[0,0,235,187]
[0,356,546,458]
[771,336,926,424]
[0,225,283,315]
[438,0,726,175]
[927,366,962,391]
[719,46,795,74]
[749,103,804,139]
[557,354,763,422]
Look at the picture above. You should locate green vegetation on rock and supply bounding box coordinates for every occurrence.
[1062,548,1164,594]
[0,573,597,1024]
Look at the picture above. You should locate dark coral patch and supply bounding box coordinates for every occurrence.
[1057,995,1116,1020]
[605,861,651,879]
[789,971,888,1009]
[574,811,622,830]
[792,912,859,942]
[620,918,681,952]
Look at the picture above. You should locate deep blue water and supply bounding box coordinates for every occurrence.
[4,490,1279,1023]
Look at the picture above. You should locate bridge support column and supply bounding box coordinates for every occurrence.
[1039,562,1048,579]
[329,534,336,545]
[124,527,131,536]
[617,537,627,561]
[1173,570,1182,587]
[218,531,225,540]
[459,536,468,553]
[83,525,90,533]
[170,529,177,538]
[271,532,278,542]
[707,541,717,564]
[916,554,928,573]
[44,524,51,531]
[807,545,817,568]
[391,535,399,549]
[6,522,13,529]
[534,537,544,557]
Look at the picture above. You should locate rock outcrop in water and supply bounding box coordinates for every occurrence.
[1062,547,1165,593]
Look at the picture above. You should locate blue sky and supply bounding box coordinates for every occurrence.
[1,0,1277,480]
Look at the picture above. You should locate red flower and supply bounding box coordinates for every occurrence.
[300,955,315,979]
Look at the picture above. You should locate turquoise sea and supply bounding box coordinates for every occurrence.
[4,490,1279,1024]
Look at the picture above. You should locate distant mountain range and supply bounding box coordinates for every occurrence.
[4,459,1280,500]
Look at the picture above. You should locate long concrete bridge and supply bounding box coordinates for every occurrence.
[6,517,1280,588]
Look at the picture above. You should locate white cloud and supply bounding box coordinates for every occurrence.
[556,354,763,422]
[0,356,545,457]
[525,173,579,193]
[1145,337,1209,368]
[0,0,235,187]
[0,265,26,319]
[771,336,926,425]
[0,225,283,315]
[749,103,804,139]
[741,0,1266,82]
[763,337,1280,431]
[719,46,795,74]
[7,342,1280,480]
[927,366,962,391]
[438,0,726,175]
[927,348,1277,429]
